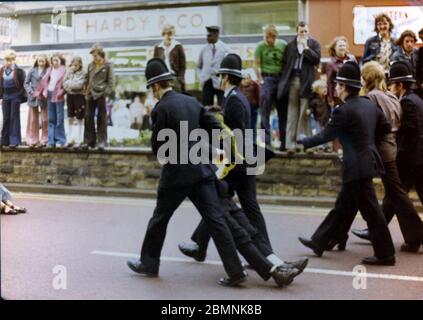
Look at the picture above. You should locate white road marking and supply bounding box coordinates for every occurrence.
[91,250,423,283]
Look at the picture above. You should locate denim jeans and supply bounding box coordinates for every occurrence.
[47,91,66,146]
[1,95,21,146]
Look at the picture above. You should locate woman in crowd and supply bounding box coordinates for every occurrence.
[24,54,49,148]
[62,56,87,148]
[153,24,186,92]
[41,53,67,148]
[325,36,356,152]
[0,184,27,215]
[0,50,26,148]
[361,13,397,74]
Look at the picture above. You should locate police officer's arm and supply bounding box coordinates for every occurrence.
[300,107,346,149]
[399,98,418,133]
[224,96,246,132]
[303,39,321,66]
[150,106,167,155]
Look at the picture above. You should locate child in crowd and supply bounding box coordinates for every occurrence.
[62,56,87,148]
[308,80,331,151]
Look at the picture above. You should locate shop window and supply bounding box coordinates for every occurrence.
[221,0,298,35]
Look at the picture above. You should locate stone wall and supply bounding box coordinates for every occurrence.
[0,147,420,205]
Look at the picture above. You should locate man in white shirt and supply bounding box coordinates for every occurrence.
[196,26,231,106]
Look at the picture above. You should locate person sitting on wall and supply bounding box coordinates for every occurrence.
[0,184,27,215]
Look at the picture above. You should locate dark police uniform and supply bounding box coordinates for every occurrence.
[128,59,245,281]
[300,94,395,260]
[190,86,273,253]
[384,90,423,246]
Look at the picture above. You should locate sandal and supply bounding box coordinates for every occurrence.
[1,203,18,215]
[5,201,27,214]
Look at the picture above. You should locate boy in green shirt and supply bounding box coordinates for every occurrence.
[254,25,287,149]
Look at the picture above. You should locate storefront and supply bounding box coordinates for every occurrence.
[4,0,303,94]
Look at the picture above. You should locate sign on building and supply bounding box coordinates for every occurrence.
[353,6,423,45]
[74,6,221,41]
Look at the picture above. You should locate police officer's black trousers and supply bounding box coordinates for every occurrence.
[311,178,395,258]
[224,209,273,280]
[140,179,244,277]
[192,172,272,252]
[380,161,423,245]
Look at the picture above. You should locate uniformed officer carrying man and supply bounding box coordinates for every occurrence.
[179,54,275,264]
[127,58,248,286]
[297,61,396,266]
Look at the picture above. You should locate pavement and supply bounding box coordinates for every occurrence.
[1,193,422,300]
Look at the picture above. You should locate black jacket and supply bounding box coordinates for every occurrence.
[0,64,26,100]
[301,95,391,183]
[277,37,321,100]
[396,91,423,168]
[151,90,222,189]
[223,87,251,172]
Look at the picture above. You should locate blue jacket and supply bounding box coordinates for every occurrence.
[361,35,397,65]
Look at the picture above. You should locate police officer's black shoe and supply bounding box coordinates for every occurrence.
[352,228,370,241]
[218,271,248,287]
[400,243,422,253]
[127,259,158,277]
[362,255,395,266]
[271,266,299,287]
[178,242,206,262]
[282,257,308,273]
[298,237,323,257]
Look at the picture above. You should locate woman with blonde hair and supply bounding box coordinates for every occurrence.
[0,50,26,148]
[351,60,423,250]
[62,56,87,148]
[24,54,49,148]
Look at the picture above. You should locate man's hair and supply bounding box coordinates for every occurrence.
[374,13,394,33]
[344,84,360,96]
[264,24,278,38]
[226,74,242,86]
[397,81,413,91]
[155,80,172,89]
[296,21,307,31]
[395,29,417,47]
[90,43,106,58]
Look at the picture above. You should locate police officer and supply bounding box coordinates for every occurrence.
[179,54,275,262]
[353,61,423,252]
[127,58,247,286]
[297,61,396,266]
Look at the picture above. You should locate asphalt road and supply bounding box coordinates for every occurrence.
[1,193,422,300]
